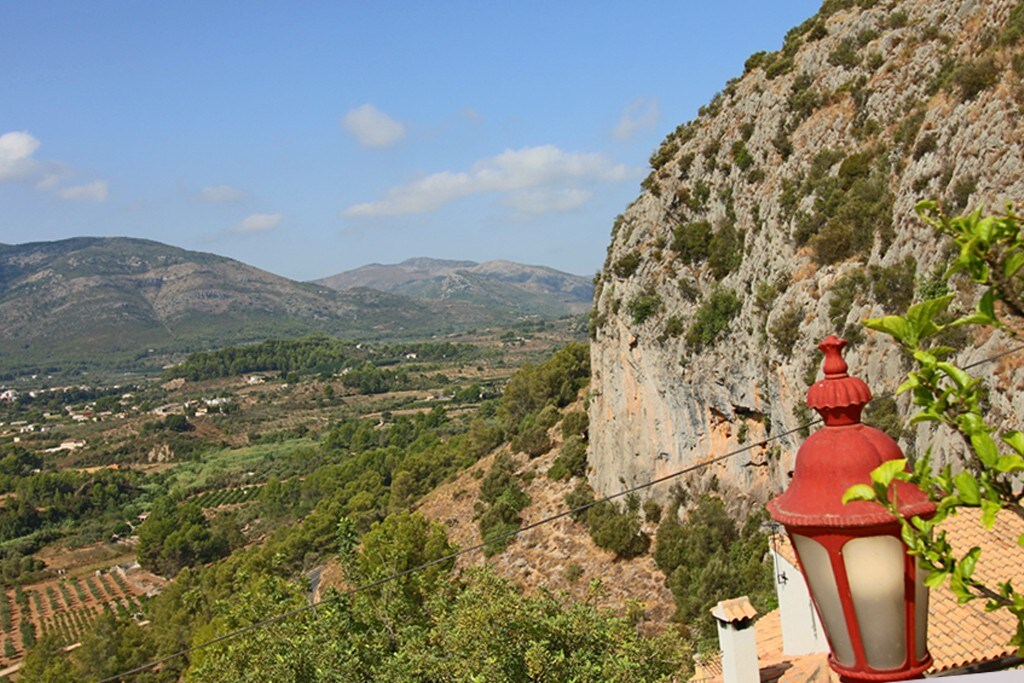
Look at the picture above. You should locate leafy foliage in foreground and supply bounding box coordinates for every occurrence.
[844,202,1024,652]
[185,514,689,683]
[21,513,690,682]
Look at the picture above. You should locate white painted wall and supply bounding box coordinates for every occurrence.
[716,617,759,683]
[772,548,829,655]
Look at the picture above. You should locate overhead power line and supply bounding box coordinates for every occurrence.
[100,341,1024,682]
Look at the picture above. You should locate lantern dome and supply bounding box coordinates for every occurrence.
[768,335,935,528]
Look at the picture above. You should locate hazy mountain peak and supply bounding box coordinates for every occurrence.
[316,257,593,317]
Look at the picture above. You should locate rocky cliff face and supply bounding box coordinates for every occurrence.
[589,0,1024,505]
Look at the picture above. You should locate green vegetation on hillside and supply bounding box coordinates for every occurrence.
[654,495,775,651]
[9,338,716,682]
[166,335,483,382]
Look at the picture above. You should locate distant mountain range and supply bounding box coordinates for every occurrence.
[0,238,589,375]
[315,257,593,317]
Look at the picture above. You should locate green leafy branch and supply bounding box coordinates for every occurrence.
[843,201,1024,651]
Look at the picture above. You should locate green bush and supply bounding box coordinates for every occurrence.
[548,436,587,481]
[654,496,774,652]
[536,404,561,430]
[796,150,893,265]
[912,133,938,160]
[163,413,193,432]
[828,268,868,329]
[510,421,552,458]
[565,479,596,522]
[612,251,641,278]
[769,305,803,358]
[928,58,960,96]
[828,38,860,68]
[946,175,977,214]
[628,292,662,325]
[586,497,649,559]
[561,411,589,440]
[643,498,663,524]
[744,50,768,73]
[498,342,589,432]
[765,55,794,79]
[1002,0,1024,44]
[954,58,1000,101]
[730,141,754,171]
[869,257,916,313]
[477,454,530,555]
[888,10,908,28]
[894,109,926,150]
[479,453,523,505]
[708,223,744,280]
[671,221,712,263]
[838,152,871,181]
[661,315,686,341]
[686,289,742,351]
[788,72,820,122]
[856,28,879,47]
[649,139,679,171]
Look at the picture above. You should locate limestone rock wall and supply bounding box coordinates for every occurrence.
[589,0,1024,505]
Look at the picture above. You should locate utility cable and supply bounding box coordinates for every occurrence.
[99,341,1024,682]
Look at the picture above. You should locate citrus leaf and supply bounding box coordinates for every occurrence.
[1004,251,1024,278]
[970,432,999,467]
[954,471,981,505]
[871,459,908,487]
[842,484,876,504]
[864,316,913,344]
[981,500,1001,530]
[1002,431,1024,456]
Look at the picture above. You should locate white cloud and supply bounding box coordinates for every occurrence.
[36,168,69,190]
[344,145,634,217]
[612,98,660,141]
[503,188,592,215]
[0,131,42,181]
[198,184,247,203]
[229,213,282,234]
[342,104,406,148]
[1,131,109,201]
[58,180,108,202]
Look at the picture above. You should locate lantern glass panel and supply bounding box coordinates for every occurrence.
[843,535,906,670]
[792,534,855,667]
[915,559,929,661]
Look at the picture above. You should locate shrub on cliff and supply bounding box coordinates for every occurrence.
[654,495,774,651]
[686,288,741,351]
[586,496,649,559]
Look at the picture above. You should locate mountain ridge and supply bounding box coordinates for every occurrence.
[315,257,593,317]
[0,237,511,374]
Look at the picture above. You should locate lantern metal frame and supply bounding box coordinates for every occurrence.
[767,336,936,682]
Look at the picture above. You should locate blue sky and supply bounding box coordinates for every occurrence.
[0,1,821,281]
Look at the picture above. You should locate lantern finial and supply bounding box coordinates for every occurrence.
[819,335,849,377]
[806,336,871,426]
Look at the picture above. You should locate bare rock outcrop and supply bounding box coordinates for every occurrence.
[589,0,1024,505]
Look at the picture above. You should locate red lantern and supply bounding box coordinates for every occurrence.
[767,336,936,681]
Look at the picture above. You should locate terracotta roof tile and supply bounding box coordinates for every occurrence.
[926,510,1024,672]
[711,596,758,623]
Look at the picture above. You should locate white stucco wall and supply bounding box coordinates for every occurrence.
[771,548,829,655]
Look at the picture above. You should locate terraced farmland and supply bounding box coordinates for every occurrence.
[0,567,148,670]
